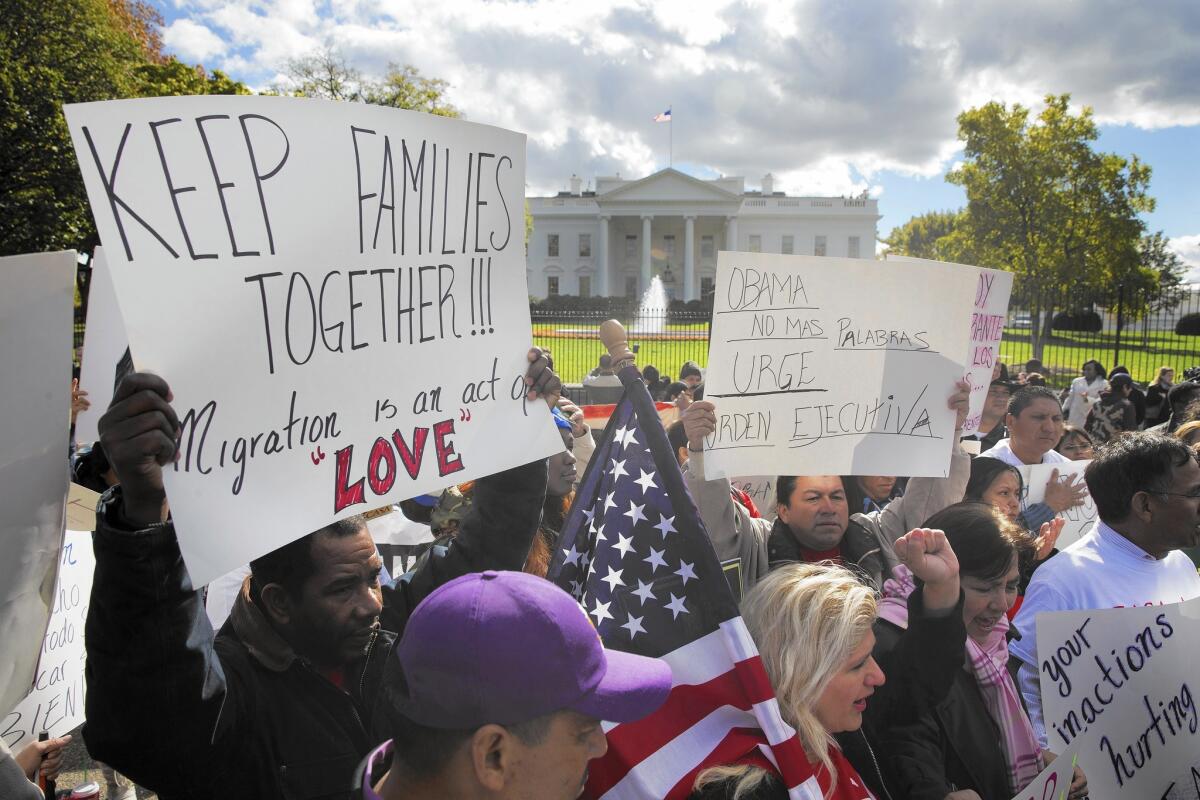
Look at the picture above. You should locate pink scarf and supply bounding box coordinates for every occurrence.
[964,613,1044,793]
[878,566,1043,794]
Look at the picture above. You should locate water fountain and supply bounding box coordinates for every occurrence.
[631,276,667,334]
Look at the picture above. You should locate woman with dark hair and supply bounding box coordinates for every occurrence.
[1063,360,1106,428]
[1054,425,1095,461]
[882,503,1088,800]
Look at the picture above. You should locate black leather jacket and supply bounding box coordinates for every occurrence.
[82,458,548,800]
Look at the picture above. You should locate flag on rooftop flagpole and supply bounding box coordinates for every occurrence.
[653,108,672,122]
[547,362,819,800]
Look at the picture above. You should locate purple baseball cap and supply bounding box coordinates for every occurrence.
[389,570,672,728]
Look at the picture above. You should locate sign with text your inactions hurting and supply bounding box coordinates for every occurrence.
[702,252,976,479]
[889,256,1013,437]
[1037,598,1200,800]
[64,96,564,586]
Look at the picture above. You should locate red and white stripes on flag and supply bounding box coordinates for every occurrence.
[588,619,821,800]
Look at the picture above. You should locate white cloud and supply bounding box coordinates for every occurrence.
[162,19,226,62]
[161,0,1200,199]
[1170,235,1200,284]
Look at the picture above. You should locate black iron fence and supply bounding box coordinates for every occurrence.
[530,308,711,386]
[999,284,1200,387]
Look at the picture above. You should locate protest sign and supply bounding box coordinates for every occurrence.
[1,531,94,751]
[1017,460,1096,549]
[890,256,1013,436]
[0,251,75,716]
[1009,739,1080,800]
[65,483,102,532]
[1037,597,1200,800]
[730,476,778,521]
[64,97,564,585]
[702,252,976,478]
[74,247,130,445]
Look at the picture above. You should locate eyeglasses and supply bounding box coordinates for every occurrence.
[1153,490,1200,500]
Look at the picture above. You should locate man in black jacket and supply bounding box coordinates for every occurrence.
[83,350,562,800]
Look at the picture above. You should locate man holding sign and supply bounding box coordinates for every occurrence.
[1010,432,1200,753]
[83,352,561,800]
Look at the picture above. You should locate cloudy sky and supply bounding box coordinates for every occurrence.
[158,0,1200,270]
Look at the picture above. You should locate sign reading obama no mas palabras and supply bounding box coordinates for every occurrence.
[65,96,564,586]
[1038,599,1200,800]
[702,252,976,479]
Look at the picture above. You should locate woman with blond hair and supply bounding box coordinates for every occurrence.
[693,529,965,799]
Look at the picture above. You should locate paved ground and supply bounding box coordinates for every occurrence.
[46,725,156,799]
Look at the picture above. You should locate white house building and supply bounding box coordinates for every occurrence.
[526,169,880,301]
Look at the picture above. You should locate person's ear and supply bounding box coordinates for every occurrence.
[471,724,512,791]
[1005,412,1016,429]
[259,583,295,627]
[676,445,689,467]
[1130,490,1156,524]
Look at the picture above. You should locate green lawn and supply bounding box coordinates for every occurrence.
[533,321,1200,389]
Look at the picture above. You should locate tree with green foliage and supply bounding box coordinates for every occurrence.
[0,0,249,256]
[944,94,1153,360]
[883,209,963,260]
[281,46,459,117]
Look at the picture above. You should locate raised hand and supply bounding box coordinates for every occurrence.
[524,347,562,407]
[681,400,716,452]
[894,527,960,613]
[1035,517,1065,560]
[949,379,972,429]
[98,372,179,525]
[1043,469,1087,513]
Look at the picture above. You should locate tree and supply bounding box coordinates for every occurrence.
[946,94,1153,360]
[131,58,250,98]
[883,210,963,260]
[281,46,459,117]
[1129,231,1188,345]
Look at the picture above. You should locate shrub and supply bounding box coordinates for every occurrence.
[1175,313,1200,336]
[1051,309,1102,332]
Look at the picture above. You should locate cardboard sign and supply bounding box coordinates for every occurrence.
[64,97,563,585]
[1009,740,1080,800]
[702,252,976,478]
[1037,598,1200,800]
[730,476,778,521]
[65,483,102,532]
[0,251,75,716]
[1,531,94,750]
[74,247,130,445]
[889,256,1013,436]
[1017,460,1096,548]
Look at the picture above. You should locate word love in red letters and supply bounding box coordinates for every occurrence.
[332,419,464,512]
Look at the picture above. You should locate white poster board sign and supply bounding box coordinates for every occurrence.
[730,476,778,521]
[74,247,130,445]
[891,256,1013,436]
[1017,460,1096,549]
[65,97,563,586]
[702,252,976,478]
[0,251,75,716]
[1037,598,1200,800]
[1,531,94,749]
[1009,739,1080,800]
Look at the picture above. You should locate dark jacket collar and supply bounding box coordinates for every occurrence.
[766,517,887,588]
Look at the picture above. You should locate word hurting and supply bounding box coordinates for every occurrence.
[1099,682,1197,787]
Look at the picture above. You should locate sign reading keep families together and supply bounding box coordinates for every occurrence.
[64,97,563,585]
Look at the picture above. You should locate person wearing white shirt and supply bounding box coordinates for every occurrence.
[982,386,1087,530]
[1010,432,1200,751]
[1061,360,1106,429]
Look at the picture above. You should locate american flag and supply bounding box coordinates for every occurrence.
[653,108,672,122]
[548,366,816,799]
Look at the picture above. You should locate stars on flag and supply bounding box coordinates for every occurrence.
[621,613,647,639]
[654,513,677,539]
[609,458,629,480]
[634,469,658,495]
[664,593,689,619]
[644,547,667,573]
[624,501,648,525]
[591,598,613,625]
[601,566,625,592]
[614,533,636,558]
[675,560,697,586]
[631,579,656,605]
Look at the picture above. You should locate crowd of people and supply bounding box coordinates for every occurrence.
[6,345,1200,800]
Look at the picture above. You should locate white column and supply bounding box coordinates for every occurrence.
[725,215,739,252]
[641,215,653,294]
[598,215,610,296]
[684,215,696,301]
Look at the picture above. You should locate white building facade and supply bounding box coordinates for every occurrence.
[527,169,880,300]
